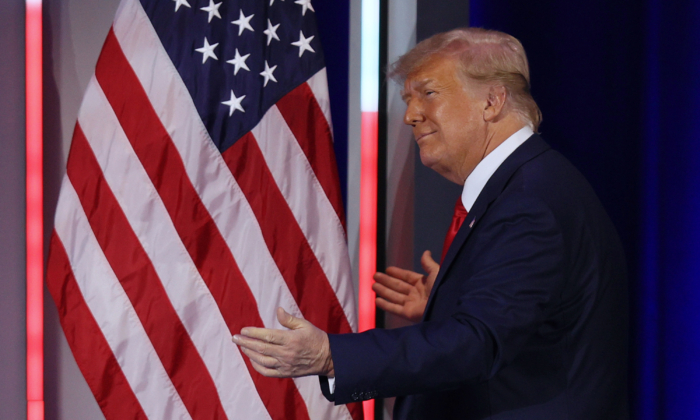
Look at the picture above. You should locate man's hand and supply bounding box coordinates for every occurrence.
[232,307,334,378]
[372,250,440,323]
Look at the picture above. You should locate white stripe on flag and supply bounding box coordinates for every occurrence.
[78,77,273,420]
[294,376,354,420]
[54,176,191,420]
[307,68,334,133]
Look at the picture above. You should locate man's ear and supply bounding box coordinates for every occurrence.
[483,85,507,122]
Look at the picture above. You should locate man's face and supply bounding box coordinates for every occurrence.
[402,54,487,184]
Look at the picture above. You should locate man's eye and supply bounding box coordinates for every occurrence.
[425,90,436,96]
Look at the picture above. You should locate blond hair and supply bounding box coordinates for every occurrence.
[389,27,542,131]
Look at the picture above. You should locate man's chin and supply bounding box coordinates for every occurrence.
[419,154,459,183]
[419,153,444,173]
[418,152,437,168]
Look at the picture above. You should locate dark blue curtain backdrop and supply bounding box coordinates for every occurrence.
[314,0,350,211]
[470,1,700,419]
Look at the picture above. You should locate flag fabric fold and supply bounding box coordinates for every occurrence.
[46,0,361,419]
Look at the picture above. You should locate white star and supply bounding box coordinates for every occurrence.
[173,0,191,12]
[232,10,254,36]
[291,30,315,57]
[200,0,222,22]
[264,20,281,46]
[226,49,251,75]
[222,90,246,116]
[270,0,284,5]
[260,61,278,87]
[195,37,218,64]
[295,0,315,16]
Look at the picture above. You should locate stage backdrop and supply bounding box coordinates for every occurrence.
[470,1,700,419]
[31,0,700,418]
[0,1,29,419]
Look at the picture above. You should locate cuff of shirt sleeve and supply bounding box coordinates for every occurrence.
[319,376,335,402]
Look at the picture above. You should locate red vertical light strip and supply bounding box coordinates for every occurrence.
[359,111,378,419]
[358,111,378,333]
[26,0,44,419]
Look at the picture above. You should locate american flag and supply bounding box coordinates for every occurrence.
[45,0,362,419]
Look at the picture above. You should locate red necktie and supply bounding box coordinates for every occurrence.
[440,198,468,263]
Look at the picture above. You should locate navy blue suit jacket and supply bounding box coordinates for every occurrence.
[324,135,629,419]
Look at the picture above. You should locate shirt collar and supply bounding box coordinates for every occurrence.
[461,126,534,212]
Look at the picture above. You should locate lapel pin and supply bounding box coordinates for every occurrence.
[469,218,475,228]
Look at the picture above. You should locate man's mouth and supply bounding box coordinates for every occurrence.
[416,131,436,141]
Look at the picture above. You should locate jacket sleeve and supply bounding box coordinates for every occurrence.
[327,194,567,405]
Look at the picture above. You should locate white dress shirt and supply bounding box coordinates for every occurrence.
[461,126,534,211]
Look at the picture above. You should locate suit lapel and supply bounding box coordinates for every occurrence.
[422,134,551,320]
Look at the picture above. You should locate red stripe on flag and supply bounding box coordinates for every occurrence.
[46,233,148,420]
[66,125,227,419]
[222,132,352,335]
[276,83,346,231]
[95,29,309,420]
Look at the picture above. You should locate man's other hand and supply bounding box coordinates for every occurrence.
[232,307,334,378]
[372,250,440,323]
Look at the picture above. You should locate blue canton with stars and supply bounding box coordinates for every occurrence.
[139,0,326,152]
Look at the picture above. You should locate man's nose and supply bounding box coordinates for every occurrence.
[403,102,424,126]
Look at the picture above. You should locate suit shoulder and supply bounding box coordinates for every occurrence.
[504,149,603,214]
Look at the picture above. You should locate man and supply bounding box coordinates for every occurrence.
[233,28,628,419]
